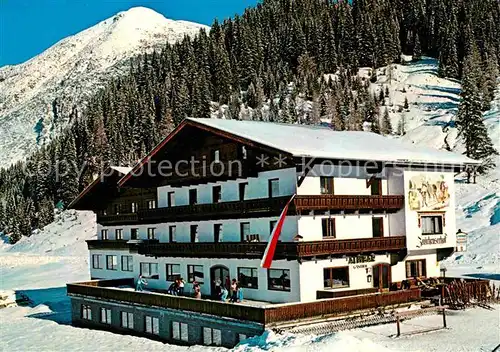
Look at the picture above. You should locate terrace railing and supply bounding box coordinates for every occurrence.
[294,195,404,212]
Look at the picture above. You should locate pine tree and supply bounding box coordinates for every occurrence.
[397,112,407,136]
[404,96,409,110]
[457,50,498,173]
[0,201,5,232]
[413,33,422,61]
[381,107,393,135]
[56,135,79,208]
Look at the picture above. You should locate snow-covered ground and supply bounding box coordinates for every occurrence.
[1,58,499,351]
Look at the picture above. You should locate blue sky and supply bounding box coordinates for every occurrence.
[0,0,257,66]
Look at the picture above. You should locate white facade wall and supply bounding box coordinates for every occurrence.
[89,249,300,303]
[391,250,440,281]
[157,168,297,207]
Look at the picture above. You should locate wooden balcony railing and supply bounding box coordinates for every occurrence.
[86,240,131,250]
[294,194,404,212]
[67,279,421,325]
[136,236,406,259]
[96,213,139,225]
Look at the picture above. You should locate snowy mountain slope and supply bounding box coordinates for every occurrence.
[0,7,207,169]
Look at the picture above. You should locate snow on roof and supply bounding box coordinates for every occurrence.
[110,166,133,175]
[188,118,479,166]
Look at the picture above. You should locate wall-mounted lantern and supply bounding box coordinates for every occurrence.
[367,274,372,283]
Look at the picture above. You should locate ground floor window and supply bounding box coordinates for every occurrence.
[100,308,111,324]
[268,269,290,291]
[106,255,118,270]
[166,264,181,281]
[187,265,204,284]
[406,259,427,278]
[121,311,134,329]
[144,316,159,335]
[140,262,159,279]
[324,267,349,289]
[92,254,103,269]
[203,327,222,346]
[81,305,92,320]
[238,267,258,289]
[121,255,133,272]
[172,321,188,341]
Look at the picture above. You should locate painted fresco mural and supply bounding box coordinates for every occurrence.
[408,174,450,211]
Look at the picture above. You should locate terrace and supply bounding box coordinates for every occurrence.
[67,278,422,326]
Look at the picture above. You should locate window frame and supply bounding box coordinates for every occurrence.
[267,268,291,292]
[172,321,189,342]
[212,149,220,163]
[144,315,159,335]
[406,259,427,278]
[147,227,156,240]
[189,189,197,205]
[420,215,444,235]
[269,220,277,235]
[131,202,138,213]
[240,222,250,242]
[268,178,280,198]
[239,182,248,201]
[121,255,133,272]
[322,218,336,238]
[115,228,123,240]
[92,254,103,269]
[323,266,350,289]
[190,224,199,243]
[101,229,108,240]
[114,204,121,215]
[320,176,335,195]
[130,228,138,240]
[238,267,259,289]
[187,264,204,284]
[140,262,159,279]
[121,311,134,329]
[81,304,92,320]
[169,225,176,243]
[203,327,222,346]
[166,264,181,281]
[167,192,175,207]
[372,217,384,238]
[100,307,112,324]
[106,255,118,271]
[214,223,223,243]
[147,200,157,209]
[212,185,222,203]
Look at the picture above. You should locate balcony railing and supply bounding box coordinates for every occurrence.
[67,279,421,325]
[96,195,404,225]
[135,236,406,259]
[293,195,404,212]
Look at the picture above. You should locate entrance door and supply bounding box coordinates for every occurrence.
[372,263,391,291]
[210,265,229,298]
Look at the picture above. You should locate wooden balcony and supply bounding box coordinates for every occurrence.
[86,240,131,250]
[136,236,406,260]
[293,195,404,213]
[96,213,139,225]
[67,278,421,325]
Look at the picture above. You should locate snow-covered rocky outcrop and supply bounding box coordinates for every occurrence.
[0,6,207,168]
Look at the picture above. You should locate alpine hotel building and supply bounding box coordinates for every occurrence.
[67,118,479,347]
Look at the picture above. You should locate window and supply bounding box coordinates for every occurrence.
[121,311,134,329]
[189,189,197,205]
[240,222,250,242]
[115,229,123,240]
[372,217,384,237]
[81,305,92,320]
[324,267,349,289]
[101,229,108,240]
[268,178,279,198]
[166,264,181,281]
[92,254,103,269]
[421,215,443,235]
[147,228,156,240]
[114,204,121,215]
[169,226,176,243]
[268,269,290,291]
[212,185,222,203]
[322,218,336,238]
[203,327,222,346]
[214,224,223,243]
[406,259,426,278]
[147,200,156,209]
[100,308,111,324]
[140,262,159,279]
[320,177,335,194]
[238,267,258,289]
[187,265,204,284]
[370,178,382,195]
[239,334,247,342]
[121,255,133,272]
[190,225,199,243]
[167,192,175,207]
[239,182,248,201]
[145,316,159,335]
[269,221,277,235]
[212,149,220,162]
[131,228,138,240]
[172,321,188,341]
[131,202,138,213]
[106,255,118,270]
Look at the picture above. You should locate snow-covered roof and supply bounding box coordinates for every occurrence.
[187,118,479,166]
[110,166,132,175]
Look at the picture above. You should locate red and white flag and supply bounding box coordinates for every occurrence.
[261,194,296,269]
